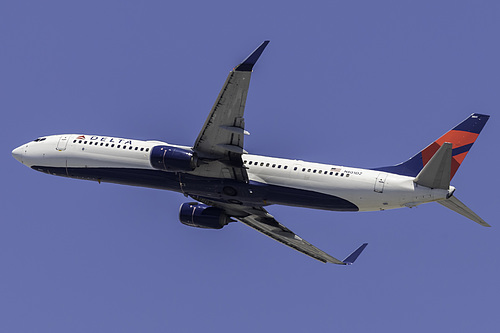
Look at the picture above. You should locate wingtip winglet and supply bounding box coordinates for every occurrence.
[342,243,368,265]
[235,40,270,72]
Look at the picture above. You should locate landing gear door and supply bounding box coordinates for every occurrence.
[374,173,388,193]
[56,135,69,151]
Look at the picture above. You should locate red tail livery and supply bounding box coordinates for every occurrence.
[375,113,489,179]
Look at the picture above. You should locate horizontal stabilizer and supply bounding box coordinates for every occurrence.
[437,196,490,227]
[414,142,452,189]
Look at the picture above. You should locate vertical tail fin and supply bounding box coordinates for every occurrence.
[414,142,452,189]
[374,113,489,179]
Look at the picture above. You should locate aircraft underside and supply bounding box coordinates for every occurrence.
[31,165,359,212]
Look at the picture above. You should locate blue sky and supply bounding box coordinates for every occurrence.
[2,1,499,332]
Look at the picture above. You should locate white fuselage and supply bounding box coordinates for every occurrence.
[12,134,451,212]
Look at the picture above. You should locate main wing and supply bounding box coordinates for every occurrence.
[189,42,367,264]
[192,196,367,264]
[193,41,269,182]
[236,208,367,264]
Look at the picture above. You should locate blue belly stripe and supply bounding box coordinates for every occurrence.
[31,166,359,212]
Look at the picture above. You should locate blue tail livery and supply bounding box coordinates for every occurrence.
[374,113,489,179]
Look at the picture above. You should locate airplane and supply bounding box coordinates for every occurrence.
[11,41,490,265]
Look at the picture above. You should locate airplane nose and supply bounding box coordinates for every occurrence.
[12,145,25,164]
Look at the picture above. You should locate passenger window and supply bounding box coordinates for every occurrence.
[284,166,288,170]
[105,143,109,147]
[330,172,333,175]
[135,147,138,150]
[278,165,281,169]
[266,163,270,167]
[84,141,87,144]
[111,144,115,147]
[313,170,317,173]
[346,174,350,177]
[140,147,144,151]
[272,164,276,168]
[307,169,311,172]
[146,148,149,152]
[129,146,133,150]
[117,145,120,148]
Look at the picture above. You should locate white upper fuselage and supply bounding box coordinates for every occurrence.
[12,134,451,212]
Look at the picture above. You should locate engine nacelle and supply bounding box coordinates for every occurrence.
[179,202,230,229]
[150,145,198,172]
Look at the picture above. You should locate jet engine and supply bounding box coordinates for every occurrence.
[150,145,198,172]
[179,202,231,229]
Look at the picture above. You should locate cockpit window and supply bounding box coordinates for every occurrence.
[33,138,46,142]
